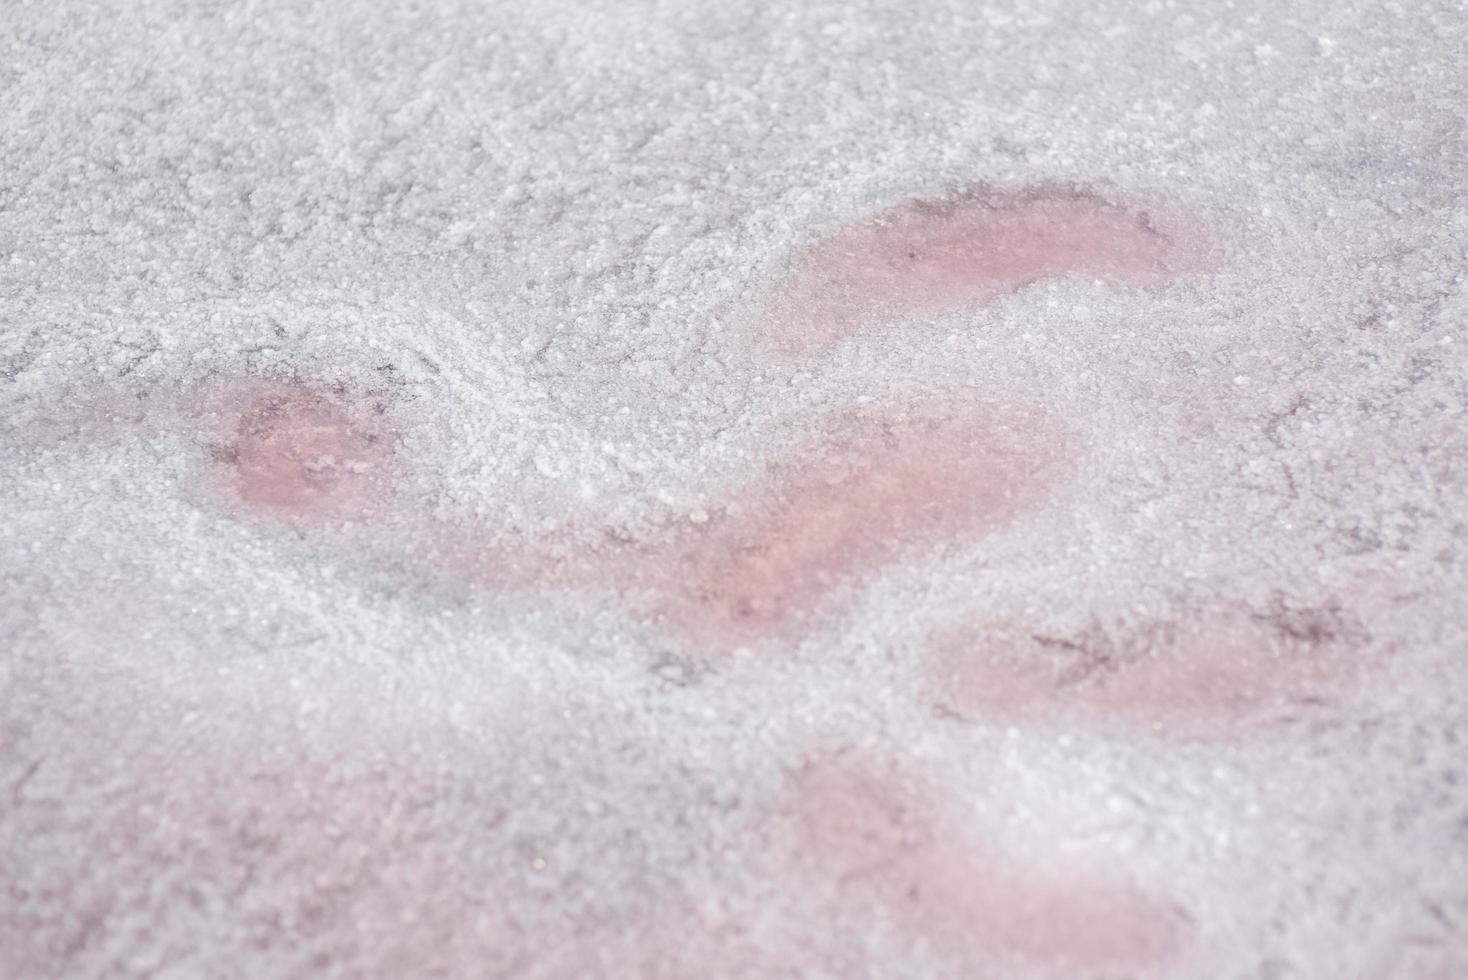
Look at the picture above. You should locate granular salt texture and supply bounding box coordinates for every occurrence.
[3,0,1467,978]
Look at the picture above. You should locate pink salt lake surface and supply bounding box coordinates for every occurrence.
[6,6,1464,974]
[80,183,1405,978]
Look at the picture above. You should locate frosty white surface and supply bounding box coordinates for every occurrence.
[2,0,1465,977]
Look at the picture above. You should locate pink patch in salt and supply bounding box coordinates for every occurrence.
[766,183,1209,354]
[146,753,527,977]
[210,380,395,521]
[786,752,1184,973]
[925,608,1366,738]
[652,403,1066,644]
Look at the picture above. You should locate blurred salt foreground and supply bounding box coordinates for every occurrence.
[2,1,1465,978]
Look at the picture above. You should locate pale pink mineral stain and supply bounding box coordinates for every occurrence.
[12,727,526,979]
[767,183,1209,353]
[650,402,1067,644]
[209,379,395,521]
[926,609,1365,737]
[181,759,512,976]
[787,752,1183,973]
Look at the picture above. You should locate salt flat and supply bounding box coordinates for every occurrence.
[2,1,1465,977]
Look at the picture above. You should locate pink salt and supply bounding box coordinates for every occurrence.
[766,183,1209,353]
[211,379,394,520]
[55,738,530,978]
[650,403,1065,644]
[787,752,1183,973]
[925,611,1364,737]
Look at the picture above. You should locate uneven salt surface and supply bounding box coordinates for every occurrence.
[3,1,1468,978]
